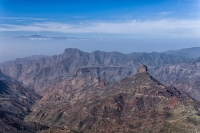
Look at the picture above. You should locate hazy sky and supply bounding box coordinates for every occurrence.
[0,0,200,62]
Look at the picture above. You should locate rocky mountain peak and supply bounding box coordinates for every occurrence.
[139,65,148,73]
[63,48,82,54]
[61,48,87,59]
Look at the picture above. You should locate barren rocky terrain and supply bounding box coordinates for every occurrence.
[0,48,189,95]
[1,47,200,132]
[0,71,48,132]
[25,66,200,133]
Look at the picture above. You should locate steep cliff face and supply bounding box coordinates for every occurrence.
[26,67,200,133]
[75,66,135,83]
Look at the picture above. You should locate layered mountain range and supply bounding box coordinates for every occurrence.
[0,47,200,99]
[1,47,200,132]
[0,48,190,93]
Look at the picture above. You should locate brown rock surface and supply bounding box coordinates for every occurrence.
[26,68,200,133]
[139,65,148,73]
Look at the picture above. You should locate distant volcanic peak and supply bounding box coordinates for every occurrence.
[16,34,90,41]
[139,65,148,73]
[18,33,46,38]
[30,33,45,38]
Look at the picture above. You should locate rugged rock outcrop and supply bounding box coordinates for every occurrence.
[26,66,200,133]
[139,65,147,73]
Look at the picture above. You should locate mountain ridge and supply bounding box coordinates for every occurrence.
[0,48,190,95]
[164,47,200,59]
[25,66,200,133]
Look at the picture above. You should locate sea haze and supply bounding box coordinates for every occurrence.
[1,36,200,63]
[0,0,200,62]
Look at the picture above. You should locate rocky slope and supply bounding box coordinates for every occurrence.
[1,47,200,132]
[149,57,200,101]
[0,48,188,95]
[25,66,200,133]
[0,72,48,132]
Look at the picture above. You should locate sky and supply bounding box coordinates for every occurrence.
[0,0,200,62]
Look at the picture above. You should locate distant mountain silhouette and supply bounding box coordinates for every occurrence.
[16,34,90,40]
[164,47,200,59]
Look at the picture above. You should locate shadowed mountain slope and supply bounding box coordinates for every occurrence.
[0,78,49,132]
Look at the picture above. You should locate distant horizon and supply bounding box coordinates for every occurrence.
[0,0,200,63]
[1,46,200,63]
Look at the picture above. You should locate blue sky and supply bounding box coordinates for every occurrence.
[0,0,200,62]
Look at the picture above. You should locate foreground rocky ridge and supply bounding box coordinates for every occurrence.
[25,66,200,133]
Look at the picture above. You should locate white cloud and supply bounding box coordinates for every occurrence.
[0,19,200,37]
[0,17,46,20]
[159,12,173,16]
